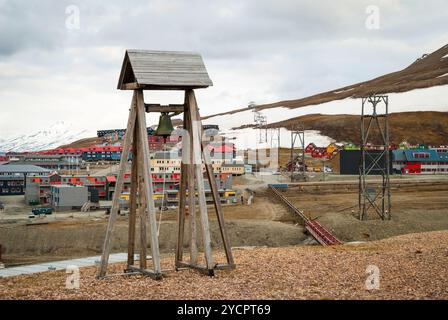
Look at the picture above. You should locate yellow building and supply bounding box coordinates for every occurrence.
[326,143,338,155]
[220,163,245,176]
[149,152,182,174]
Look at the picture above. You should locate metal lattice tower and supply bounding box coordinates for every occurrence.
[290,123,306,181]
[269,128,281,174]
[359,95,391,221]
[252,108,268,144]
[270,128,280,150]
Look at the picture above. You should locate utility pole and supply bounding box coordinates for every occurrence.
[358,95,391,221]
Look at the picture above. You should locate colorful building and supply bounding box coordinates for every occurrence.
[0,165,51,196]
[392,148,448,174]
[9,154,82,171]
[305,143,316,154]
[25,173,108,204]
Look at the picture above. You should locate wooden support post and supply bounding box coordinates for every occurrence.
[136,117,148,270]
[135,90,162,276]
[187,89,214,274]
[185,105,198,266]
[139,181,148,269]
[98,92,137,278]
[193,105,235,266]
[127,118,139,268]
[175,94,189,265]
[175,161,187,265]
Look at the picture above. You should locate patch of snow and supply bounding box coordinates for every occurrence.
[333,87,355,94]
[203,85,448,149]
[218,127,333,150]
[436,73,448,78]
[204,85,448,134]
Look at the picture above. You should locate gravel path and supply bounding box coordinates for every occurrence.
[1,230,447,300]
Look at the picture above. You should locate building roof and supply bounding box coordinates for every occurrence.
[403,149,440,162]
[19,154,81,159]
[392,150,407,162]
[117,50,213,90]
[208,144,235,153]
[0,164,51,174]
[221,163,245,168]
[106,176,116,183]
[152,151,181,160]
[51,184,86,189]
[13,161,77,167]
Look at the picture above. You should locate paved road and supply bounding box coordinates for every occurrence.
[0,253,133,278]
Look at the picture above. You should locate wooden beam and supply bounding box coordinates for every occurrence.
[175,94,189,265]
[135,90,162,276]
[127,119,139,268]
[187,89,214,274]
[185,96,198,266]
[145,104,184,113]
[98,92,137,278]
[194,105,235,266]
[136,117,148,270]
[175,161,187,265]
[122,82,141,90]
[177,261,234,272]
[126,266,163,280]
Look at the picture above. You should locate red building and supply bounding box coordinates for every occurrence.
[305,143,316,154]
[311,147,327,158]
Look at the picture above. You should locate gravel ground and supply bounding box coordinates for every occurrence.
[1,230,447,300]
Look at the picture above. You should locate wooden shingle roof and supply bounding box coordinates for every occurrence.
[117,50,213,90]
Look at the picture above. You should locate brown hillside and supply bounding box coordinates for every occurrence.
[203,44,448,120]
[58,137,103,149]
[266,111,448,145]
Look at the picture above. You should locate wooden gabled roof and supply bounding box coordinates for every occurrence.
[117,50,213,90]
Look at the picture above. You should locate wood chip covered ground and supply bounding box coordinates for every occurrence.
[1,230,447,300]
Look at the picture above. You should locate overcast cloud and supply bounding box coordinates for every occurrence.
[0,0,447,137]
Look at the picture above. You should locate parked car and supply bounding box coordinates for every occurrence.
[31,207,53,215]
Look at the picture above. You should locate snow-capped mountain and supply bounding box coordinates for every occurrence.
[0,121,93,152]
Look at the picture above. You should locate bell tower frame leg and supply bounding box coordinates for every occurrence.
[175,89,235,275]
[98,90,162,279]
[100,88,235,279]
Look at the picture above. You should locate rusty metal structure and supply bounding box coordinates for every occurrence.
[289,123,306,181]
[269,185,342,245]
[359,95,391,220]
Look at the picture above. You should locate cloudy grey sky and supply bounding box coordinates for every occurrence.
[1,0,447,137]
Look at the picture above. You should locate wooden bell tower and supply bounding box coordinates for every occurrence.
[98,50,235,279]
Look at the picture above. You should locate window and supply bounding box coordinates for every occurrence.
[413,152,430,159]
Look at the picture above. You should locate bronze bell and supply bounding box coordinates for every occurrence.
[155,112,174,141]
